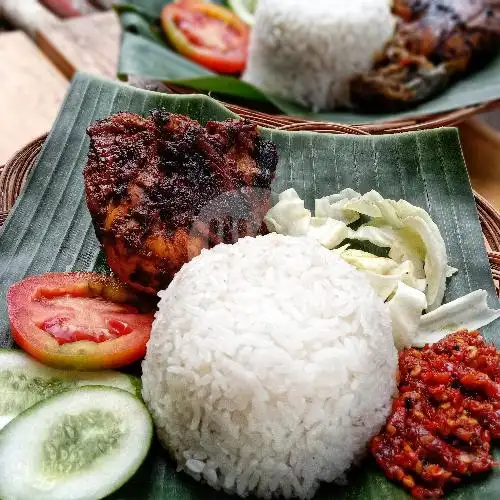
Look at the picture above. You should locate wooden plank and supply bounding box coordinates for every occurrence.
[0,31,67,165]
[37,11,120,79]
[459,118,500,211]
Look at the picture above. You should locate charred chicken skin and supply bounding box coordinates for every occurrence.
[371,330,499,498]
[351,0,500,112]
[84,110,278,294]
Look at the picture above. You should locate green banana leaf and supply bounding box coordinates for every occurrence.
[0,73,498,498]
[116,0,500,124]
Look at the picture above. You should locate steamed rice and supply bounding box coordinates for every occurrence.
[142,234,397,499]
[242,0,396,110]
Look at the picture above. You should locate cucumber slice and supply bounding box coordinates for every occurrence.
[0,386,153,500]
[0,349,140,429]
[228,0,258,25]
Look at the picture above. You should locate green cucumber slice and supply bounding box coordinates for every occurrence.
[0,386,153,500]
[0,349,140,429]
[228,0,258,25]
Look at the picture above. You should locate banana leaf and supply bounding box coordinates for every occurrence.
[0,73,498,498]
[116,0,500,124]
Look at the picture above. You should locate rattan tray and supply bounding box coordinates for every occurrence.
[165,84,500,134]
[2,132,500,292]
[130,79,500,134]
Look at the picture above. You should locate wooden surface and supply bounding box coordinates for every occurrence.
[37,11,120,79]
[0,31,67,165]
[459,120,500,210]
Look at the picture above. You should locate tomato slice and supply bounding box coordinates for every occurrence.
[7,273,155,371]
[161,2,249,74]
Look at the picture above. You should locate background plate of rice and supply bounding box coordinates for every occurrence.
[116,0,500,124]
[0,73,498,498]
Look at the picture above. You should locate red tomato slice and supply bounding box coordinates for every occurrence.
[161,2,249,74]
[7,273,155,371]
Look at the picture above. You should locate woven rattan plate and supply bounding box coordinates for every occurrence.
[165,84,500,134]
[130,80,500,134]
[2,132,500,292]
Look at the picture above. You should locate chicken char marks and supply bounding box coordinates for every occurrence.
[84,110,278,294]
[350,0,500,112]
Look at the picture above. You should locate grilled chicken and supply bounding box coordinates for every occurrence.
[84,110,278,294]
[351,0,500,112]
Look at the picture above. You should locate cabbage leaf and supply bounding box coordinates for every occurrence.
[264,188,311,236]
[413,290,500,347]
[265,189,349,248]
[263,188,484,350]
[334,190,449,311]
[388,283,427,350]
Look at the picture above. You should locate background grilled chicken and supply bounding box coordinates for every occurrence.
[84,110,278,294]
[351,0,500,111]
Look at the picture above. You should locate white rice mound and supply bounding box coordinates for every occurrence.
[242,0,396,110]
[142,234,397,499]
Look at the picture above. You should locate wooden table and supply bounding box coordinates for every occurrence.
[2,10,500,210]
[37,10,120,79]
[0,31,67,165]
[0,11,119,166]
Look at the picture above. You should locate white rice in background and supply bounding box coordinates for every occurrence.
[142,234,397,499]
[242,0,396,111]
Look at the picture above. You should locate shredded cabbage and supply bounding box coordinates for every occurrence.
[340,249,420,300]
[341,249,399,275]
[265,188,500,349]
[413,290,500,346]
[388,283,427,350]
[264,189,349,247]
[307,218,349,249]
[332,190,448,311]
[315,188,361,224]
[264,189,311,236]
[402,216,447,311]
[349,225,397,249]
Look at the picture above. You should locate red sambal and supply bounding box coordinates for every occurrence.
[371,330,499,498]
